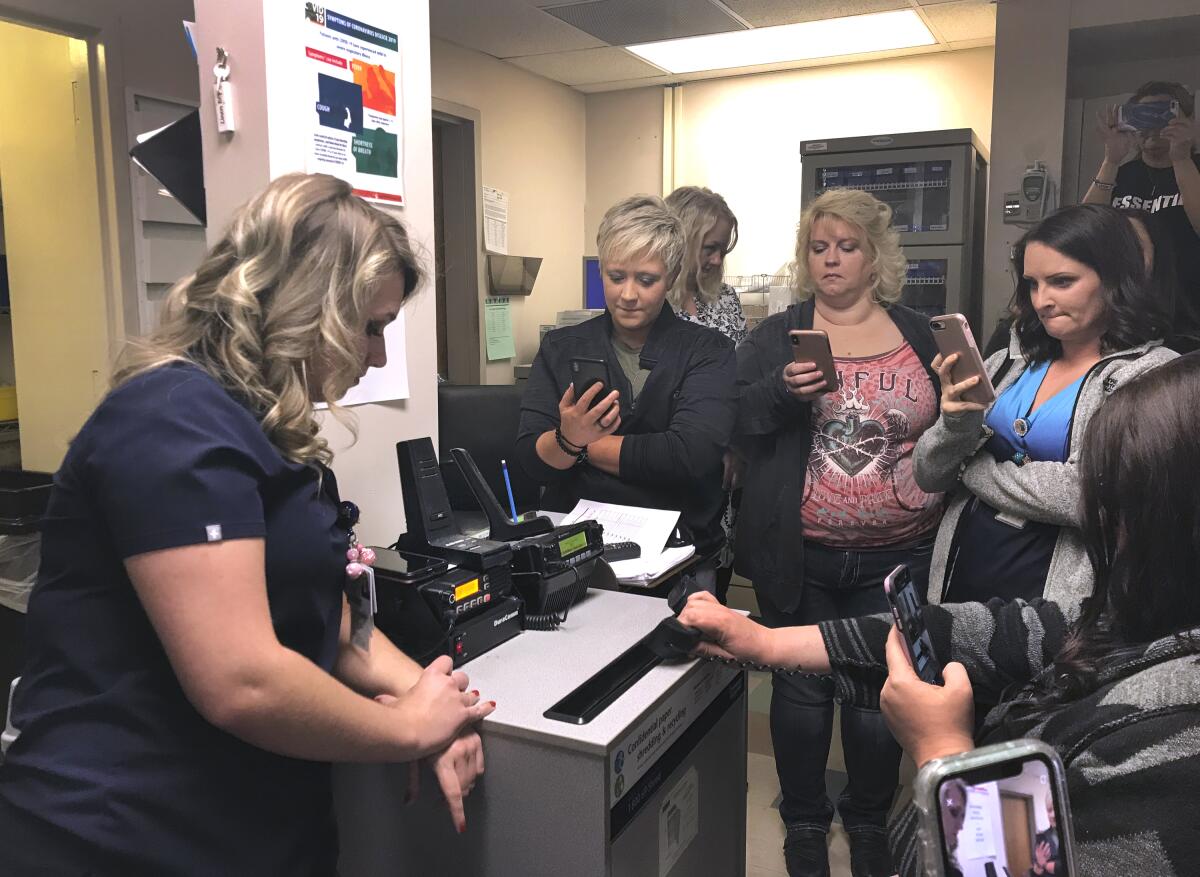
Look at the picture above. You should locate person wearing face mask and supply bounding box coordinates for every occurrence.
[734,188,943,877]
[515,195,737,562]
[664,186,746,601]
[0,175,493,876]
[1083,80,1199,338]
[916,203,1173,615]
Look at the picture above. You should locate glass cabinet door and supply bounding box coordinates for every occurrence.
[816,158,952,234]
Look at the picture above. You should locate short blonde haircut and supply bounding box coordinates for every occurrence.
[596,194,684,280]
[792,188,907,305]
[112,173,423,466]
[664,185,738,307]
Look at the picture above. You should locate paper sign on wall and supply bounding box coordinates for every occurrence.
[483,186,508,254]
[301,2,404,204]
[484,296,515,361]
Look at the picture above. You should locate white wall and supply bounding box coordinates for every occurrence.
[666,47,996,281]
[584,87,663,251]
[430,38,587,380]
[195,0,437,546]
[983,0,1071,331]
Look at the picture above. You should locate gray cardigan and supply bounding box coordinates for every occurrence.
[913,335,1176,614]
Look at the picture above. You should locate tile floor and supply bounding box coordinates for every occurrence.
[743,671,916,877]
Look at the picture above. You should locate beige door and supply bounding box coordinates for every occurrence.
[1000,791,1035,875]
[0,22,110,472]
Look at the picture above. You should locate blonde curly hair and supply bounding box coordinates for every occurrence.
[664,185,738,308]
[791,188,907,305]
[111,173,423,466]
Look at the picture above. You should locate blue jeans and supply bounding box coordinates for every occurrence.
[756,537,933,835]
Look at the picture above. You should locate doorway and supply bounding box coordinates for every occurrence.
[0,20,113,473]
[431,100,482,385]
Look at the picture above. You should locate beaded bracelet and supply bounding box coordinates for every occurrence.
[555,426,587,464]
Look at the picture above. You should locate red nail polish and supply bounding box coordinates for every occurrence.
[471,690,479,697]
[487,701,496,707]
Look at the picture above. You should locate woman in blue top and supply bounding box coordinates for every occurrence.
[915,204,1175,613]
[0,174,494,875]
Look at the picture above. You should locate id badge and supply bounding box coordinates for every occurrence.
[345,566,376,651]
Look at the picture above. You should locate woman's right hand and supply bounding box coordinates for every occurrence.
[782,361,829,402]
[1096,105,1136,164]
[933,353,988,416]
[678,591,773,664]
[558,382,621,448]
[395,655,494,755]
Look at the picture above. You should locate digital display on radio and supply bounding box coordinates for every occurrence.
[558,531,588,558]
[454,578,480,602]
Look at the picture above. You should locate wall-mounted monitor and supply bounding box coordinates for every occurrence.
[582,256,604,309]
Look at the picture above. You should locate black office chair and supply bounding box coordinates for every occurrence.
[437,383,539,535]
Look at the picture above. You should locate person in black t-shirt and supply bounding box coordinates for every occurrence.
[1084,80,1200,348]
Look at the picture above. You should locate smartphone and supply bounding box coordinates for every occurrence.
[883,564,942,685]
[914,739,1078,877]
[569,356,610,400]
[371,546,449,584]
[788,329,838,391]
[1116,99,1180,132]
[930,313,996,407]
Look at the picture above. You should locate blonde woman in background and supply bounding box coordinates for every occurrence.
[732,189,943,877]
[0,174,492,876]
[666,185,746,601]
[664,185,747,344]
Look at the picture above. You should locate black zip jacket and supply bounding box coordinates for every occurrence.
[734,299,940,612]
[515,307,736,549]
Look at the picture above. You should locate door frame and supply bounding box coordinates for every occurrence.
[431,98,482,385]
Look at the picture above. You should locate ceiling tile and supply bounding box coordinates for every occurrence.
[430,0,605,58]
[543,0,746,46]
[508,47,667,85]
[720,0,908,28]
[920,1,995,43]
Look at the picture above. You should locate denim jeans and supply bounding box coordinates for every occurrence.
[756,537,933,835]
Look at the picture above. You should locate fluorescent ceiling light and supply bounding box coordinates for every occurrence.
[627,10,936,75]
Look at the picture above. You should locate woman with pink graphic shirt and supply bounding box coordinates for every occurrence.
[734,189,942,877]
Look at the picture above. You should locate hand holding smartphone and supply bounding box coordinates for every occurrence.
[883,564,943,685]
[930,314,996,408]
[915,739,1077,877]
[787,329,838,397]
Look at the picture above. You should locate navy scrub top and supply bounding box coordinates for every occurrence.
[0,362,348,875]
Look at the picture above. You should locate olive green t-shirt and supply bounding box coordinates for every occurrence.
[612,338,651,404]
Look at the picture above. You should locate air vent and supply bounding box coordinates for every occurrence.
[543,0,745,46]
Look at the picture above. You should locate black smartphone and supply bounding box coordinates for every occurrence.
[883,564,943,685]
[569,356,610,401]
[371,546,449,584]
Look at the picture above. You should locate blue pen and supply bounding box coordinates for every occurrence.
[500,459,519,522]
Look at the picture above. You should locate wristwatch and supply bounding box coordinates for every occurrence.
[555,427,588,465]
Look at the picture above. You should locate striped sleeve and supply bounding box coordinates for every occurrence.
[818,599,1072,709]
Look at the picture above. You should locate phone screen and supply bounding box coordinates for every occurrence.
[937,756,1070,876]
[884,564,942,685]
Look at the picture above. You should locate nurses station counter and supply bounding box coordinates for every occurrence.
[333,590,748,877]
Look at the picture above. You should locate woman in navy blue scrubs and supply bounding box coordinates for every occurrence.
[0,174,494,875]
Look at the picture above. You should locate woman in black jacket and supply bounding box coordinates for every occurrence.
[515,195,736,557]
[735,189,940,877]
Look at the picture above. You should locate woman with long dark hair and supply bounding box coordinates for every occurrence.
[679,352,1200,874]
[915,203,1173,615]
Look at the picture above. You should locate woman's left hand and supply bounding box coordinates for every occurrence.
[879,626,975,768]
[376,693,486,834]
